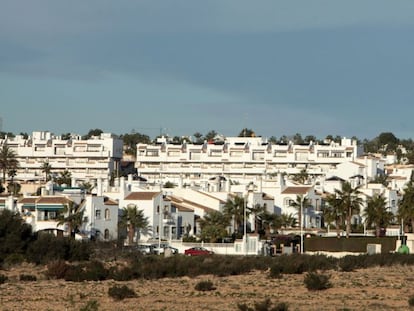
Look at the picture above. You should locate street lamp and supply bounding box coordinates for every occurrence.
[244,184,254,255]
[244,193,247,255]
[300,197,303,254]
[158,175,163,250]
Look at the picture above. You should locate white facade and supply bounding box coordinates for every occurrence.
[1,131,123,188]
[81,195,119,241]
[135,136,362,187]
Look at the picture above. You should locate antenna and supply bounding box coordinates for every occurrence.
[0,117,2,132]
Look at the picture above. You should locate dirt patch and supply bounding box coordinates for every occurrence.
[0,263,413,310]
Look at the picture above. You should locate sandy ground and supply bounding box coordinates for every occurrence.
[1,263,414,311]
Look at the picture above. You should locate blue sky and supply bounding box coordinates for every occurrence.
[1,1,414,140]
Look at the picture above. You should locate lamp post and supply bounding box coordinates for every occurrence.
[244,194,247,255]
[244,184,254,256]
[158,175,163,250]
[300,197,303,254]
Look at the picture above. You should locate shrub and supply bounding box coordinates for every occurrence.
[19,274,37,282]
[26,234,91,265]
[408,295,414,307]
[108,285,137,301]
[46,260,69,279]
[269,263,283,279]
[237,298,289,311]
[64,261,108,282]
[80,300,99,311]
[0,274,8,284]
[4,253,25,267]
[194,280,216,291]
[304,272,332,291]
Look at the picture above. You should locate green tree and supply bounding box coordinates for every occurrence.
[40,161,52,182]
[0,144,19,186]
[121,132,151,156]
[223,195,249,237]
[80,181,94,194]
[293,133,304,145]
[261,212,282,238]
[193,132,204,144]
[56,169,71,186]
[279,213,297,229]
[364,193,394,237]
[82,129,103,140]
[119,204,150,245]
[291,169,309,184]
[7,168,18,194]
[371,174,389,187]
[323,194,344,236]
[204,130,218,142]
[290,195,311,231]
[238,128,256,137]
[57,201,84,238]
[248,203,267,234]
[304,135,316,144]
[268,136,278,144]
[398,180,414,233]
[335,181,363,238]
[0,210,33,264]
[377,132,399,153]
[198,211,230,242]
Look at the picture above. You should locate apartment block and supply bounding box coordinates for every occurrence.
[1,131,123,188]
[135,136,363,187]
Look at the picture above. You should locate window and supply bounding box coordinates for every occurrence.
[104,208,110,220]
[284,198,294,207]
[104,229,109,240]
[210,149,222,157]
[95,209,101,220]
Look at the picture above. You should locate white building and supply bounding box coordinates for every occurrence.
[81,195,119,241]
[135,136,362,188]
[1,131,123,189]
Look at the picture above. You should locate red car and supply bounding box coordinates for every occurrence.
[184,247,214,256]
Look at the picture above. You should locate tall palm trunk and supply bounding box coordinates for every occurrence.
[346,211,351,238]
[128,223,135,245]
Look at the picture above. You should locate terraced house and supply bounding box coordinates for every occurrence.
[135,136,363,187]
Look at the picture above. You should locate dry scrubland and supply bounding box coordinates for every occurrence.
[1,263,414,311]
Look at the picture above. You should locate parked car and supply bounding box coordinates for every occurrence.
[164,246,179,254]
[184,247,214,256]
[136,244,155,255]
[152,244,179,255]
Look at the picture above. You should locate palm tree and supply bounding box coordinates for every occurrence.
[280,213,297,229]
[119,204,150,245]
[223,195,248,237]
[290,195,311,231]
[335,181,363,238]
[364,193,394,237]
[80,181,94,194]
[198,211,230,242]
[398,180,414,233]
[292,169,309,184]
[40,161,52,182]
[0,144,19,186]
[248,203,267,234]
[56,169,71,186]
[57,201,84,238]
[261,212,282,238]
[323,193,344,237]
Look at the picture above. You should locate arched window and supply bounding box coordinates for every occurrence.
[105,208,110,220]
[104,229,109,240]
[284,197,294,207]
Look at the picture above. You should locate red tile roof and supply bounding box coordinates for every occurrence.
[124,191,160,201]
[281,186,311,195]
